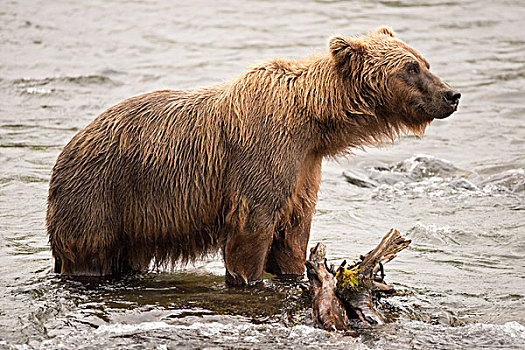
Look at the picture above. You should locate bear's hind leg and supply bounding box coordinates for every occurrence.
[53,255,62,273]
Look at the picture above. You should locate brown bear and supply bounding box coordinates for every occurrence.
[47,26,460,285]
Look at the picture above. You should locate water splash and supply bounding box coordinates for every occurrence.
[343,154,524,199]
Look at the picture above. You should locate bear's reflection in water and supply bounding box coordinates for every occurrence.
[57,271,312,327]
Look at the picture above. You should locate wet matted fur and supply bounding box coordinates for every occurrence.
[47,27,459,284]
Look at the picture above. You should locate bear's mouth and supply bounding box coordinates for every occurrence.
[434,100,459,119]
[416,105,437,121]
[434,109,455,119]
[417,103,457,121]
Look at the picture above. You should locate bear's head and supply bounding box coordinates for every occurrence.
[329,26,460,136]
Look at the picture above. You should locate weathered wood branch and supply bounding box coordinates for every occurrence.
[305,243,349,332]
[306,228,411,332]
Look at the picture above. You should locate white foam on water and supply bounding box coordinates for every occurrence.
[468,321,525,339]
[89,318,370,349]
[96,321,172,334]
[410,320,524,344]
[25,87,53,94]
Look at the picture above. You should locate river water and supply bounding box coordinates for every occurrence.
[1,0,524,349]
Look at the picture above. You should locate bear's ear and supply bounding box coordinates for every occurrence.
[369,26,396,38]
[329,36,367,64]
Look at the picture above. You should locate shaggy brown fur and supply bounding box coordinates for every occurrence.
[47,26,459,284]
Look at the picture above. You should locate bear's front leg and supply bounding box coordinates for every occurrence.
[265,208,314,276]
[265,154,321,277]
[223,224,274,285]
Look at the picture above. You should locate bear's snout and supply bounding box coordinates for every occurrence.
[432,88,461,119]
[444,89,461,110]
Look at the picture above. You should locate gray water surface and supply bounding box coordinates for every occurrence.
[1,0,524,349]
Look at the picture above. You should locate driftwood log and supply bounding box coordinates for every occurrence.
[305,228,410,332]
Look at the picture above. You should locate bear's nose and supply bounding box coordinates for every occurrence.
[444,89,461,106]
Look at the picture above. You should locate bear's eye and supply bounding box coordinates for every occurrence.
[406,62,419,75]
